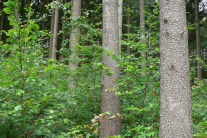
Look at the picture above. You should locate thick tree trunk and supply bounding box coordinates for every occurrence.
[127,0,130,54]
[68,0,81,88]
[100,0,121,137]
[159,0,193,138]
[140,0,146,76]
[118,0,123,53]
[195,0,202,81]
[51,0,59,59]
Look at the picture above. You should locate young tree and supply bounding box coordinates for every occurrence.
[49,0,59,59]
[68,0,81,88]
[51,0,59,59]
[159,0,193,137]
[140,0,146,76]
[100,0,121,137]
[195,0,202,81]
[13,2,19,29]
[49,6,55,59]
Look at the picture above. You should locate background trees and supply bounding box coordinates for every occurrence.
[0,0,206,137]
[195,0,202,81]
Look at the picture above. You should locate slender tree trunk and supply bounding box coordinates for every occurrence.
[100,0,121,137]
[79,0,85,66]
[49,8,55,59]
[118,0,123,53]
[68,0,81,88]
[11,1,18,57]
[140,0,146,76]
[12,2,18,29]
[127,0,130,54]
[41,0,46,52]
[61,19,65,60]
[60,0,66,60]
[159,0,193,137]
[195,0,202,81]
[51,0,59,59]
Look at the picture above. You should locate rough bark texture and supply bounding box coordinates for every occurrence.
[140,0,146,76]
[100,0,121,137]
[159,0,193,137]
[68,0,81,88]
[51,0,59,59]
[118,0,123,52]
[195,0,202,81]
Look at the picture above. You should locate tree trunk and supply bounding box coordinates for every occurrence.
[49,7,55,59]
[195,0,202,81]
[100,0,121,137]
[68,0,81,88]
[118,0,123,53]
[140,0,146,76]
[127,0,130,54]
[51,0,59,59]
[159,0,193,137]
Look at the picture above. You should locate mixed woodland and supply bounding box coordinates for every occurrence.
[0,0,207,137]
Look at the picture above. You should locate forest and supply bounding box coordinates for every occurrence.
[0,0,207,137]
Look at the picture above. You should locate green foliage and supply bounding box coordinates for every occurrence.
[0,0,206,137]
[192,79,207,136]
[119,2,160,137]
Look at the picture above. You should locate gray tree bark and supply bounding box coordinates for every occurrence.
[51,0,59,59]
[140,0,146,76]
[118,0,123,53]
[195,0,202,81]
[159,0,193,138]
[68,0,81,88]
[100,0,121,137]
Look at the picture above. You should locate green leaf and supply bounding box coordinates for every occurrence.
[14,105,22,111]
[105,111,111,115]
[29,24,39,31]
[194,133,207,137]
[17,89,24,96]
[3,7,13,14]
